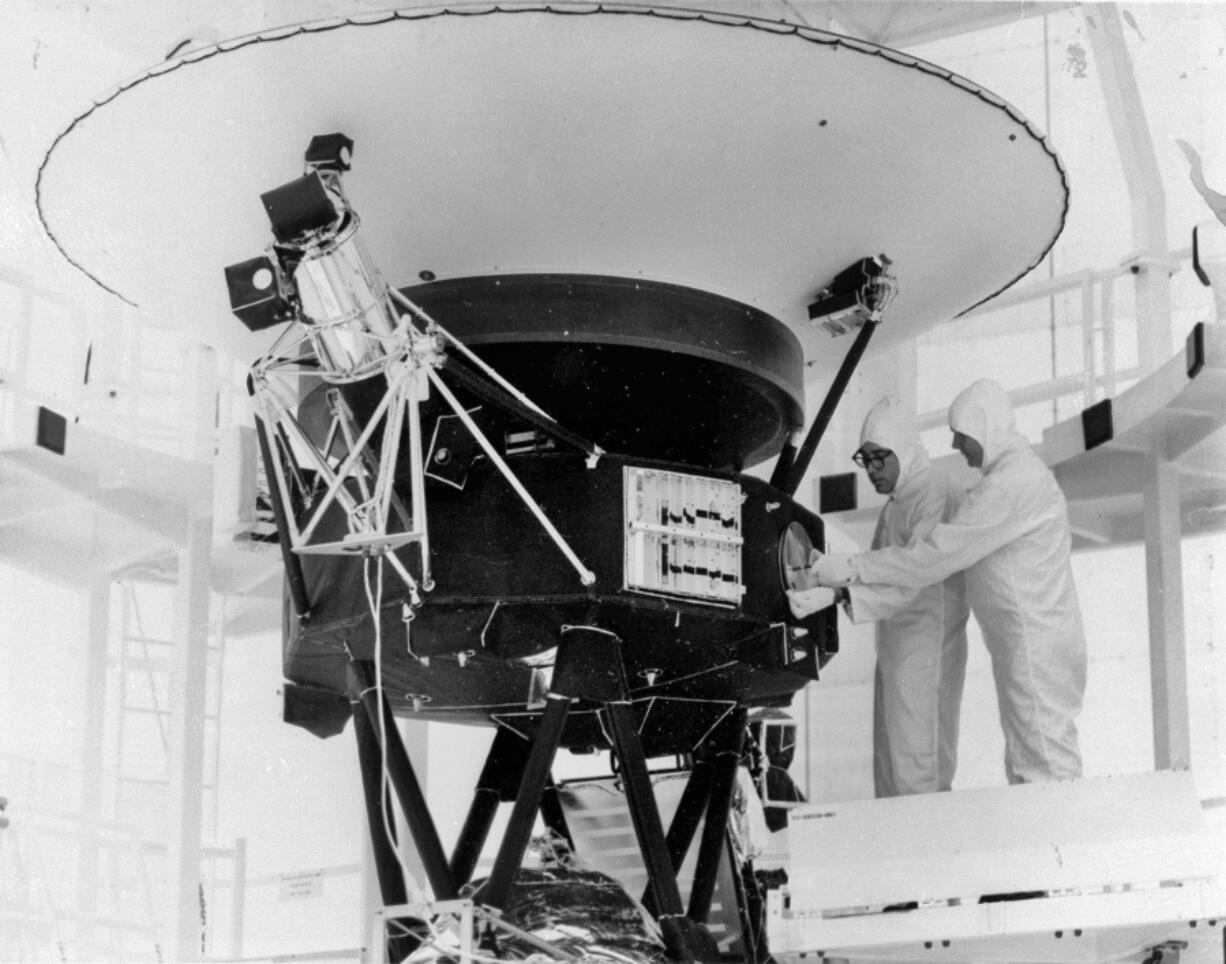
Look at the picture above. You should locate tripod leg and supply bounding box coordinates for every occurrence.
[479,695,571,911]
[349,661,458,901]
[449,726,531,887]
[687,708,747,924]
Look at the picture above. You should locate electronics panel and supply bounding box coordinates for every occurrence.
[623,466,743,606]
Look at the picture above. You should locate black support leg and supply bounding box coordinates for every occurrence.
[540,777,574,854]
[687,709,747,925]
[350,661,458,902]
[642,749,715,915]
[479,693,572,911]
[350,691,409,908]
[449,725,531,887]
[604,701,719,963]
[604,701,686,917]
[348,680,423,962]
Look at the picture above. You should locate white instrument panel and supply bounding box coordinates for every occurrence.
[623,466,743,606]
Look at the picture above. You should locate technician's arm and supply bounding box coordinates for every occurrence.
[853,474,1029,591]
[845,486,948,621]
[844,580,922,623]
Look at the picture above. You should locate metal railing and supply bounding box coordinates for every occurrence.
[916,246,1201,433]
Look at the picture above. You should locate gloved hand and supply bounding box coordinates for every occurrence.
[786,586,837,618]
[810,552,857,587]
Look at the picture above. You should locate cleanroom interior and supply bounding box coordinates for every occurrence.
[0,2,1223,962]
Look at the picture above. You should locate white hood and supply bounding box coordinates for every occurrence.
[860,394,929,492]
[947,378,1026,470]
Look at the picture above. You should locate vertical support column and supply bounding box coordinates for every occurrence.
[1102,278,1117,399]
[1081,276,1098,405]
[230,837,246,961]
[167,342,217,963]
[76,559,112,945]
[1086,5,1172,372]
[1142,448,1191,770]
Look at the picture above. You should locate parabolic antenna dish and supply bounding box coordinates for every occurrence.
[37,3,1067,374]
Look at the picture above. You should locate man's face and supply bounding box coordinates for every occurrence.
[952,431,984,468]
[856,443,900,495]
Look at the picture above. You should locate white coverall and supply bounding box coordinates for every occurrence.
[848,397,969,797]
[844,381,1087,784]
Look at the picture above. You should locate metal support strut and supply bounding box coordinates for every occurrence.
[349,660,458,902]
[349,678,426,962]
[479,693,572,911]
[687,708,747,924]
[773,318,879,496]
[641,750,716,915]
[450,725,532,888]
[551,625,719,964]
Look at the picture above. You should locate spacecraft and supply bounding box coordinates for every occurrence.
[35,5,1068,960]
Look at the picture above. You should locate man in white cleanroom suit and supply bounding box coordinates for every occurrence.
[809,380,1087,784]
[788,396,969,796]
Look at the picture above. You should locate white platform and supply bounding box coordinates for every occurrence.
[0,397,282,627]
[767,770,1226,963]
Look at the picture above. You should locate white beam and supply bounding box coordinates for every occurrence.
[1085,4,1173,371]
[76,547,112,949]
[1141,446,1190,770]
[165,343,216,962]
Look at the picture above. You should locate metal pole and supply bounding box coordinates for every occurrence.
[687,710,746,924]
[1086,4,1172,372]
[539,778,574,854]
[167,342,216,963]
[480,694,572,910]
[665,759,715,872]
[603,702,686,920]
[426,367,595,585]
[348,681,409,908]
[252,418,311,617]
[229,838,246,960]
[1142,450,1191,770]
[439,355,601,459]
[351,662,458,901]
[76,556,111,946]
[449,727,530,886]
[641,758,713,914]
[777,320,878,496]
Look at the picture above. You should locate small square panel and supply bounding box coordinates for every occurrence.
[36,407,67,455]
[819,472,857,514]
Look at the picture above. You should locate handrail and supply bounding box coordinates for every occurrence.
[917,246,1199,432]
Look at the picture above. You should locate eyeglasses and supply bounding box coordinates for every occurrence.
[852,450,892,471]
